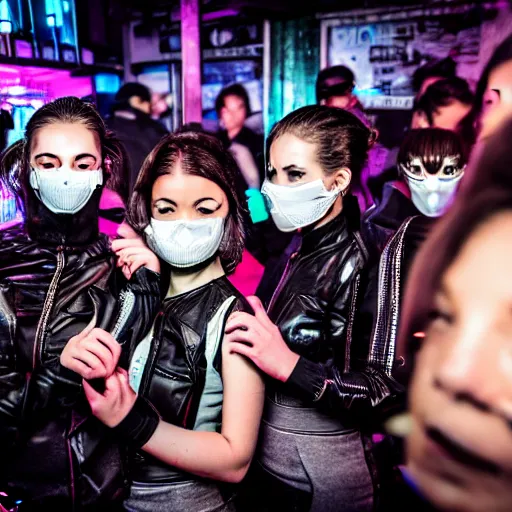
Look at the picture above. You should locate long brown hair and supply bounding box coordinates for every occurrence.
[397,117,512,379]
[128,131,245,275]
[0,96,128,211]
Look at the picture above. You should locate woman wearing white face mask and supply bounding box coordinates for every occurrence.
[0,97,161,511]
[80,132,265,511]
[224,106,403,511]
[367,128,467,348]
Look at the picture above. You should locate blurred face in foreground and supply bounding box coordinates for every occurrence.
[407,211,512,511]
[479,60,512,140]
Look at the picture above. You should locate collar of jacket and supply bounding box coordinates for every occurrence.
[367,182,420,231]
[299,212,348,255]
[24,188,102,246]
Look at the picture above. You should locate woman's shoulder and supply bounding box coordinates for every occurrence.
[0,221,32,254]
[213,276,254,315]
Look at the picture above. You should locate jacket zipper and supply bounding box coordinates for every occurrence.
[30,246,72,506]
[110,288,136,340]
[33,246,65,369]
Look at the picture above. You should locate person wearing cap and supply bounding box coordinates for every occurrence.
[106,83,168,194]
[316,65,388,212]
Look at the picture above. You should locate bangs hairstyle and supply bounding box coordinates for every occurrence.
[396,117,512,383]
[266,105,375,193]
[128,131,245,275]
[0,96,129,210]
[397,128,467,175]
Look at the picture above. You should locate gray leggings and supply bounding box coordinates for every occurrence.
[124,480,236,512]
[258,422,375,512]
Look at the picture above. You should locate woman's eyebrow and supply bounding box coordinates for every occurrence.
[491,88,501,99]
[75,153,97,161]
[33,152,58,159]
[154,198,178,206]
[282,165,306,171]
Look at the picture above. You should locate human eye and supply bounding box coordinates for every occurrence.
[153,201,175,216]
[408,165,423,177]
[75,157,97,171]
[443,165,456,177]
[287,170,305,182]
[197,199,220,216]
[426,292,455,336]
[35,157,60,170]
[157,207,174,214]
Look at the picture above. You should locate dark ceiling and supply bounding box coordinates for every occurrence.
[123,0,420,18]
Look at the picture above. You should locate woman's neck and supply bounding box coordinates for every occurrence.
[167,257,225,297]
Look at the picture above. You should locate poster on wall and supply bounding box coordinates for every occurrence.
[325,5,498,110]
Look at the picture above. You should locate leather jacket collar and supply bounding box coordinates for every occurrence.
[299,213,347,255]
[24,188,102,246]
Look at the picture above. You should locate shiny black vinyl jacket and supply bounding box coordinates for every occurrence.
[268,212,403,422]
[0,196,160,509]
[131,275,253,484]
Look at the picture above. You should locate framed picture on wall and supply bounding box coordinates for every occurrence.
[319,2,501,110]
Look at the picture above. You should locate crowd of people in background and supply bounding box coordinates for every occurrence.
[0,29,511,512]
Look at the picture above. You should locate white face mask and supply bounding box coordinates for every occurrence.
[405,175,463,217]
[144,217,225,268]
[29,167,103,215]
[401,156,465,218]
[261,178,340,232]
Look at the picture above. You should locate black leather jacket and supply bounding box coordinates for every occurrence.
[268,213,403,423]
[0,198,160,508]
[132,275,253,484]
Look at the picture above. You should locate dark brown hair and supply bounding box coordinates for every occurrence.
[414,76,474,126]
[215,83,251,117]
[0,96,129,211]
[397,117,512,380]
[128,131,245,275]
[266,105,375,194]
[397,128,468,175]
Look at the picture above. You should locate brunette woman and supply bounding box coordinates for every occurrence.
[225,106,403,511]
[0,97,160,511]
[82,132,265,511]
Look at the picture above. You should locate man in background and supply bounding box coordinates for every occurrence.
[106,82,168,194]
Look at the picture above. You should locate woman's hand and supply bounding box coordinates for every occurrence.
[83,368,137,428]
[224,296,299,382]
[112,223,160,280]
[61,326,121,380]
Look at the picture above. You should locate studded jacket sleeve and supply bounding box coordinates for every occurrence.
[285,260,405,424]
